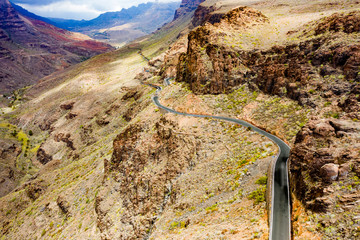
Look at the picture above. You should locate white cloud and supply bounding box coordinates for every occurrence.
[16,0,179,20]
[19,1,101,19]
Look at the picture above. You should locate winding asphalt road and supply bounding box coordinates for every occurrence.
[142,80,291,239]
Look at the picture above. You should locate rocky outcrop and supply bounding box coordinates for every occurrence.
[289,118,360,238]
[177,10,360,110]
[0,139,22,197]
[95,117,198,239]
[54,133,75,150]
[25,180,46,201]
[0,0,114,94]
[157,36,188,79]
[311,11,360,35]
[60,101,75,110]
[36,147,53,165]
[174,0,205,20]
[57,195,71,216]
[176,7,269,94]
[192,3,223,27]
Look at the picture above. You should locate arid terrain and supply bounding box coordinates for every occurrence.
[0,0,359,239]
[0,0,114,95]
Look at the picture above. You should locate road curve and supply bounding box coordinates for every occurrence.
[142,82,291,240]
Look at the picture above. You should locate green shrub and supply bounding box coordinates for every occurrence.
[332,113,339,119]
[323,102,331,107]
[248,186,266,204]
[205,203,218,213]
[255,176,267,185]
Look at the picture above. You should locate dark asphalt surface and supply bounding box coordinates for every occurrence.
[143,82,291,239]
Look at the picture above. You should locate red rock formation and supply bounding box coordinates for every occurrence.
[0,0,114,94]
[289,117,360,237]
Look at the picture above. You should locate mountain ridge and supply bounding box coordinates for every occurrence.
[26,1,182,45]
[0,0,114,94]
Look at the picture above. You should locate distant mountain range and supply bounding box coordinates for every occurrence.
[0,0,114,94]
[12,1,181,45]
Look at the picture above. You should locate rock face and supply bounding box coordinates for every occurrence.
[290,118,360,238]
[95,117,198,239]
[177,6,270,94]
[320,163,339,182]
[174,0,205,20]
[0,0,114,94]
[191,3,223,27]
[177,10,360,112]
[313,11,360,35]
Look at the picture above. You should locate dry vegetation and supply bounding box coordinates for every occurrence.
[0,0,359,239]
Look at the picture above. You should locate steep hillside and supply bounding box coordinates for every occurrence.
[0,0,359,240]
[0,3,199,238]
[0,0,113,94]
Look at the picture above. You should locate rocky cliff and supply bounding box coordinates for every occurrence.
[96,117,198,239]
[0,0,114,94]
[290,117,360,239]
[172,3,360,239]
[176,6,270,94]
[191,3,223,27]
[174,0,205,20]
[177,8,360,111]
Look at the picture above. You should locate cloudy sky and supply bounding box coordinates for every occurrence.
[11,0,179,20]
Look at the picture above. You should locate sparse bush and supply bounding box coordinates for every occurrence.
[205,203,218,213]
[11,130,17,137]
[323,102,331,107]
[332,113,339,119]
[255,176,267,185]
[248,186,266,204]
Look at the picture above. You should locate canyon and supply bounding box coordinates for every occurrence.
[0,0,359,239]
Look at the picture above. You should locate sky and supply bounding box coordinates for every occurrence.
[11,0,179,20]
